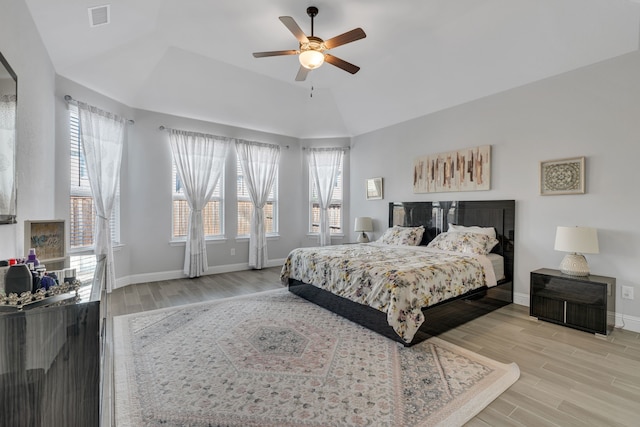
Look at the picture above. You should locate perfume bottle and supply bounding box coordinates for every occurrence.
[27,248,40,267]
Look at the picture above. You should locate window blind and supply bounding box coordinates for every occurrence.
[171,162,223,239]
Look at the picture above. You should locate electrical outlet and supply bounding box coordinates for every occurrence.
[622,286,634,300]
[230,248,235,256]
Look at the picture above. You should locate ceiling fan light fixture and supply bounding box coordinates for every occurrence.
[299,49,325,69]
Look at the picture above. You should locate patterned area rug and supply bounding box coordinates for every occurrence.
[114,289,519,427]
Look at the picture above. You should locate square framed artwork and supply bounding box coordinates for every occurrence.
[23,219,69,269]
[540,157,585,195]
[366,177,383,200]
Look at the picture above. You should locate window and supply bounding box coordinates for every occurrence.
[171,163,223,239]
[309,158,343,234]
[236,157,278,237]
[69,105,120,250]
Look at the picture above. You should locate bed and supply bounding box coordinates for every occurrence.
[281,200,515,346]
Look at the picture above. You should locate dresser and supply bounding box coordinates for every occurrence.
[0,259,106,426]
[530,268,616,335]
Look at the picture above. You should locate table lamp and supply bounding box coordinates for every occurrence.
[554,226,599,276]
[354,217,373,243]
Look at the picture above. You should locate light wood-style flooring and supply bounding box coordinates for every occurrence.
[109,268,640,426]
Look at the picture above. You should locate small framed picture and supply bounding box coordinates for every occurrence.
[540,157,585,195]
[366,177,383,200]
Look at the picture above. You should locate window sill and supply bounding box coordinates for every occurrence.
[170,237,228,246]
[306,233,345,239]
[235,233,280,242]
[69,248,94,256]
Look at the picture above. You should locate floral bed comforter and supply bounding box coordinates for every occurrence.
[280,242,497,343]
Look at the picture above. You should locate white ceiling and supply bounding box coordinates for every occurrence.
[25,0,640,138]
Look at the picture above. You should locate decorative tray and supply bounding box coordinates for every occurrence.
[0,280,82,311]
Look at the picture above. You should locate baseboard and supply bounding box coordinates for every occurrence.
[616,313,640,333]
[114,258,285,289]
[513,291,529,307]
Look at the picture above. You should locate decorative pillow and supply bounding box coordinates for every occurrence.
[427,231,499,255]
[378,226,425,246]
[448,223,496,239]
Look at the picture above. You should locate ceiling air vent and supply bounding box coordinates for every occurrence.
[88,5,110,27]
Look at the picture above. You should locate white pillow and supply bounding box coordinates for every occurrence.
[427,231,499,255]
[378,226,425,246]
[448,223,496,239]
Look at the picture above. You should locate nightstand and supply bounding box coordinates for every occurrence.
[530,268,616,335]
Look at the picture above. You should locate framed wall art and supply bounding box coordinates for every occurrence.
[24,219,68,269]
[540,157,585,195]
[366,177,383,200]
[413,145,491,193]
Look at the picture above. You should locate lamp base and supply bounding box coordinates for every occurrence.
[356,232,370,243]
[559,253,590,276]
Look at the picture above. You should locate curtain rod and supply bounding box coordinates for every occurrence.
[64,95,134,125]
[159,125,289,149]
[158,125,231,141]
[303,146,350,151]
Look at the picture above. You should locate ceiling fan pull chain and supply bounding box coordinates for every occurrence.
[310,85,314,98]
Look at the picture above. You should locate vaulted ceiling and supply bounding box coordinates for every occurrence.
[25,0,640,138]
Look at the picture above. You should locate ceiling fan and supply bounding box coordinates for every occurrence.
[253,6,366,81]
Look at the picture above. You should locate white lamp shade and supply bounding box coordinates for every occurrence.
[299,50,325,69]
[554,226,599,254]
[354,217,373,232]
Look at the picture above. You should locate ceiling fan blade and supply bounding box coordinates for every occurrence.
[324,28,366,49]
[295,66,310,81]
[279,16,309,43]
[324,54,360,74]
[253,50,298,58]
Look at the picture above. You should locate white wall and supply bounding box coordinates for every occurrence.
[55,76,308,285]
[350,52,640,330]
[0,0,56,259]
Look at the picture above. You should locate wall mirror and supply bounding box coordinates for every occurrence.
[0,51,17,224]
[366,177,383,200]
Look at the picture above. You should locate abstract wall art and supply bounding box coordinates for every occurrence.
[413,145,491,193]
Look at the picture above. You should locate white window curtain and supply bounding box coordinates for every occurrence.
[0,95,16,216]
[308,148,344,246]
[77,101,126,293]
[169,129,229,277]
[235,140,280,269]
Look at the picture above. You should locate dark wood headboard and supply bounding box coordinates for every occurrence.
[389,200,515,282]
